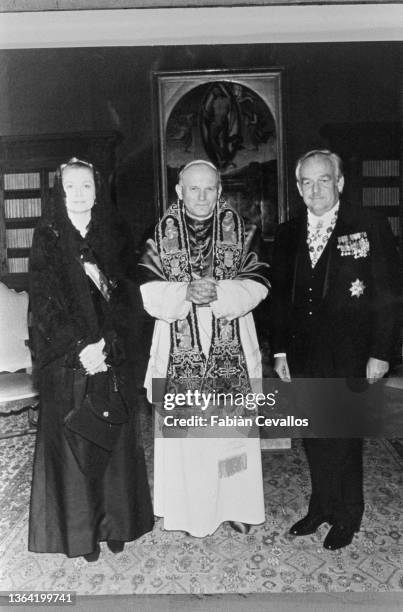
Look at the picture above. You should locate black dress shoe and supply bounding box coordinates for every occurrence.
[107,540,125,554]
[323,524,355,550]
[289,514,327,536]
[83,544,101,562]
[229,521,251,534]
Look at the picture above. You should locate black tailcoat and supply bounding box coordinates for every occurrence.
[270,201,400,528]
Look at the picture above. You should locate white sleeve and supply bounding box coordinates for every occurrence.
[210,279,268,321]
[140,281,191,323]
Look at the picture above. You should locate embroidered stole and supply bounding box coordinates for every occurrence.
[155,199,251,396]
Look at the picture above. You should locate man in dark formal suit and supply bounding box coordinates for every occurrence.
[271,149,400,550]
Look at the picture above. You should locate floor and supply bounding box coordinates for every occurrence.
[0,401,402,602]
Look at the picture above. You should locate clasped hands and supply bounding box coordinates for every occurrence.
[79,337,108,375]
[186,275,217,305]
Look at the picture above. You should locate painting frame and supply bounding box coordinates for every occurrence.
[152,68,288,242]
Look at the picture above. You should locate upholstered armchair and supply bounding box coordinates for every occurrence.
[0,282,38,439]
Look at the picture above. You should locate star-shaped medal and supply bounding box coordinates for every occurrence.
[349,278,366,298]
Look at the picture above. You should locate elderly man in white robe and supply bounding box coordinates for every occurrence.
[139,159,270,537]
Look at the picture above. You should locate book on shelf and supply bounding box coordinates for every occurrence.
[8,257,29,274]
[6,227,35,249]
[387,217,400,237]
[362,187,399,207]
[4,172,41,190]
[362,160,400,177]
[4,198,42,218]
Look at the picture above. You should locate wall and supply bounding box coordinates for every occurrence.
[0,41,401,246]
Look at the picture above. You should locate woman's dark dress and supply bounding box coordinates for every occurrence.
[28,222,154,557]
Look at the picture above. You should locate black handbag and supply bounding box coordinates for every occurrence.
[64,367,129,453]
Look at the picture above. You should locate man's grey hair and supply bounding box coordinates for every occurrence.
[178,159,221,186]
[295,149,343,183]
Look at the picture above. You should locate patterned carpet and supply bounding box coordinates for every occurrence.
[0,406,402,595]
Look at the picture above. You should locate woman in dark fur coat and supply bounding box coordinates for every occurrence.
[28,158,154,561]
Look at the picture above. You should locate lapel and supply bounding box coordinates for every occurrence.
[290,211,308,304]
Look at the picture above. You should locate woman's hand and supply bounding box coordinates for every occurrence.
[79,338,107,375]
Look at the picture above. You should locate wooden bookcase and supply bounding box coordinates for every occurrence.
[2,169,49,281]
[0,132,120,291]
[361,158,400,240]
[320,122,402,266]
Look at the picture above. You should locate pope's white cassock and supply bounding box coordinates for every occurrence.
[141,278,267,537]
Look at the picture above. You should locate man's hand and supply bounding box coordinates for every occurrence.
[274,355,291,382]
[79,338,108,375]
[186,277,217,305]
[366,357,389,384]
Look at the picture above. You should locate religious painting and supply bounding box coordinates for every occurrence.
[153,69,287,243]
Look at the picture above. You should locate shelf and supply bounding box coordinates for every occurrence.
[4,189,41,199]
[361,177,400,186]
[5,218,40,229]
[7,248,31,257]
[361,205,400,215]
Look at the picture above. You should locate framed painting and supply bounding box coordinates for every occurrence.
[152,68,287,242]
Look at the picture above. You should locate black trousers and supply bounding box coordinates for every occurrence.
[290,328,365,530]
[303,438,364,530]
